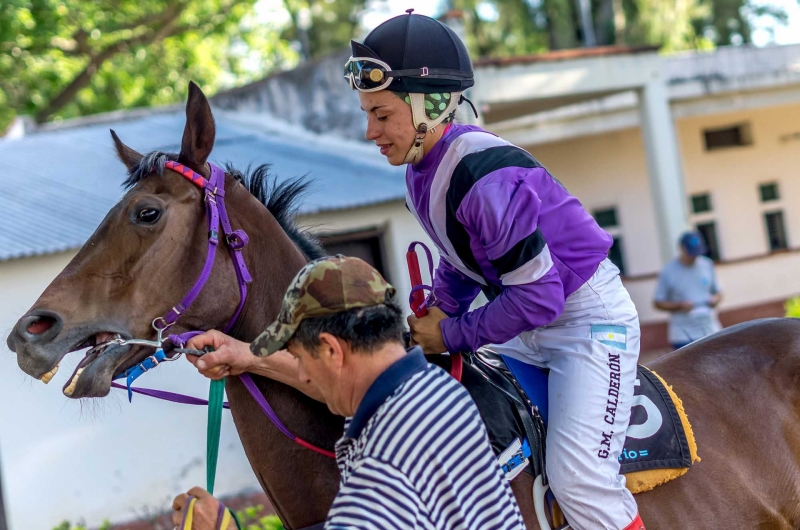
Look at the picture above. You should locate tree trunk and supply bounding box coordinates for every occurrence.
[545,0,579,49]
[595,0,617,45]
[35,4,186,123]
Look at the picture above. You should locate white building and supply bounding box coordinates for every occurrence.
[1,42,800,527]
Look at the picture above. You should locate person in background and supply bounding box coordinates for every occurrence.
[653,231,723,349]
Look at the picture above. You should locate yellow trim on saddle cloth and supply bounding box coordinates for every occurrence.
[624,369,700,494]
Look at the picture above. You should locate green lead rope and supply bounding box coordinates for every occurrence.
[206,377,225,494]
[206,373,242,529]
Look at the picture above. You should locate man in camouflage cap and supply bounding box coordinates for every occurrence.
[250,254,396,358]
[173,255,524,529]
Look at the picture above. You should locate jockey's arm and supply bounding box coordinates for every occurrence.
[432,257,481,316]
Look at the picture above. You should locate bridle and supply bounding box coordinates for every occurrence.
[107,160,336,460]
[109,161,252,399]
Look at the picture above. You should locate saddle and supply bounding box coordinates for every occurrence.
[428,349,700,494]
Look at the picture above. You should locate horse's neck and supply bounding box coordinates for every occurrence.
[221,179,342,528]
[227,182,308,340]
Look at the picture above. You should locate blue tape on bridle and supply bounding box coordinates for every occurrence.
[113,348,167,402]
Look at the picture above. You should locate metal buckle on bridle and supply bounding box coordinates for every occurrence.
[139,355,160,373]
[421,66,429,77]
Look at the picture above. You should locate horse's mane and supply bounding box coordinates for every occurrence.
[124,152,326,260]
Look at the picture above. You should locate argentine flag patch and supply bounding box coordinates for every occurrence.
[591,324,627,350]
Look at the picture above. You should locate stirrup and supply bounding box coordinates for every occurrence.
[534,474,571,530]
[533,474,552,529]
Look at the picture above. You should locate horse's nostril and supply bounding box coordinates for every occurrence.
[16,310,63,343]
[27,317,56,335]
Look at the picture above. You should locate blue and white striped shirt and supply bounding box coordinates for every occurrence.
[326,348,524,530]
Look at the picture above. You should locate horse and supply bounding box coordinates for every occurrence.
[7,83,800,529]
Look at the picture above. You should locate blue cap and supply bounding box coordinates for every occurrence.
[680,232,707,257]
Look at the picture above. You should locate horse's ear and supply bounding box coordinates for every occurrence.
[110,129,143,170]
[178,81,216,176]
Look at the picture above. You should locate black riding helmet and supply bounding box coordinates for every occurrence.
[347,12,474,94]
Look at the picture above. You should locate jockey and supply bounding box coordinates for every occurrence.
[345,12,645,530]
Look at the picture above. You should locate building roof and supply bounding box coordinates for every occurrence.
[0,108,405,262]
[473,45,659,67]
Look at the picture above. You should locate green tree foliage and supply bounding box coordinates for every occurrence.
[52,521,111,530]
[1,0,791,134]
[50,505,282,530]
[785,296,800,318]
[236,504,285,530]
[448,0,788,56]
[280,0,370,60]
[0,0,299,129]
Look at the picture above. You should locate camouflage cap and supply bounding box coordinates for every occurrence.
[250,255,396,356]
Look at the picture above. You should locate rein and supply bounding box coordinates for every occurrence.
[407,241,462,381]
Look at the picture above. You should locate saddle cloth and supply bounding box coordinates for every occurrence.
[428,351,699,494]
[621,367,700,493]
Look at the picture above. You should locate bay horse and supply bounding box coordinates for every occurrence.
[7,83,800,529]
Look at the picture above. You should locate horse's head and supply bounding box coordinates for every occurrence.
[6,82,247,398]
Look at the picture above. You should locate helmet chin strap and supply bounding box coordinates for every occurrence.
[403,91,463,165]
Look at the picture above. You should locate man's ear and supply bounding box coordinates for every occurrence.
[318,332,346,369]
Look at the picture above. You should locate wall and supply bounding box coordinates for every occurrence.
[518,101,800,330]
[521,128,663,279]
[301,201,439,307]
[677,102,800,261]
[212,50,366,142]
[0,253,260,529]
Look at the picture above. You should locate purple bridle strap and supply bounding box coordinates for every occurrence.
[111,381,230,408]
[158,161,252,336]
[111,375,335,459]
[112,161,335,460]
[239,373,335,458]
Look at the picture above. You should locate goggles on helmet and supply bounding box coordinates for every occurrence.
[344,56,472,92]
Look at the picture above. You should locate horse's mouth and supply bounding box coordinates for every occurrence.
[61,332,126,397]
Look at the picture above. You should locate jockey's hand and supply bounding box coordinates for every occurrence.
[407,306,449,354]
[186,330,255,380]
[172,487,236,530]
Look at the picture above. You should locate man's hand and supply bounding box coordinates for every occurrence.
[407,306,449,354]
[172,487,236,529]
[186,330,255,380]
[679,301,694,312]
[708,293,722,308]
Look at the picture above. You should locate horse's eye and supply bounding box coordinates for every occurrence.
[137,208,161,224]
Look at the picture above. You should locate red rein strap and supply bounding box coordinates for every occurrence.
[407,251,427,317]
[450,353,463,382]
[406,241,462,382]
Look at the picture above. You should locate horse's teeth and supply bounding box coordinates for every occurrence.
[40,364,59,384]
[63,368,84,397]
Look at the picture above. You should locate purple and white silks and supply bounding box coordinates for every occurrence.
[404,123,613,353]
